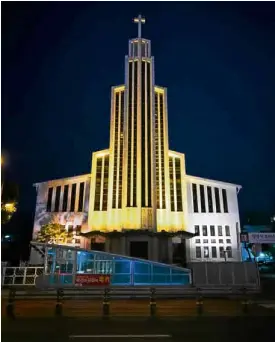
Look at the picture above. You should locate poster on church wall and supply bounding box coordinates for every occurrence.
[75,274,110,287]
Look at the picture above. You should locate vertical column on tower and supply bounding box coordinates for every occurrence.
[123,37,156,230]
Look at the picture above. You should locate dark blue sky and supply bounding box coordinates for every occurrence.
[2,1,275,217]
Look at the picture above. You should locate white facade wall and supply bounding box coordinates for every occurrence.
[33,174,91,249]
[185,175,241,262]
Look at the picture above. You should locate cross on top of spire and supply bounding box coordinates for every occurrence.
[133,15,145,38]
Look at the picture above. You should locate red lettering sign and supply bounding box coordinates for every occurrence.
[75,274,110,287]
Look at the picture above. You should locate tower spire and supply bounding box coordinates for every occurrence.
[133,14,145,38]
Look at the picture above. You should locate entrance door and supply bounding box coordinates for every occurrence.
[130,241,148,259]
[173,241,186,267]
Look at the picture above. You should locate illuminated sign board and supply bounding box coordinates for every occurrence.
[75,274,110,287]
[248,233,275,244]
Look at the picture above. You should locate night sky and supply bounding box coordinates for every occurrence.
[2,2,275,220]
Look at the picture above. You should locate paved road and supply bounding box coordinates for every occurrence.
[2,316,275,342]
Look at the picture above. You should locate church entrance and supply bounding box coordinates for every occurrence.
[130,241,148,259]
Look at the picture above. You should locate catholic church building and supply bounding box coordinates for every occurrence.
[32,16,242,264]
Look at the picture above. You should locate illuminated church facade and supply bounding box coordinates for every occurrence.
[32,16,242,264]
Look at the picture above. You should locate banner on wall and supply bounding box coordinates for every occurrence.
[248,233,275,244]
[75,274,111,287]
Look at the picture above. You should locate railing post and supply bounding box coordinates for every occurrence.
[241,287,249,314]
[102,288,110,318]
[55,288,64,316]
[2,266,6,285]
[150,287,157,318]
[196,288,203,316]
[23,268,27,285]
[6,288,16,319]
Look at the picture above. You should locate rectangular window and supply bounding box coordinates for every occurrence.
[225,225,230,236]
[211,239,216,243]
[219,246,224,258]
[195,225,200,236]
[215,188,221,213]
[204,246,209,258]
[210,225,215,236]
[196,247,201,258]
[78,182,85,212]
[75,239,81,244]
[219,239,223,243]
[222,189,228,213]
[75,225,81,235]
[207,186,213,212]
[226,246,233,258]
[226,239,231,244]
[54,186,61,212]
[218,226,223,236]
[202,225,207,236]
[192,184,198,213]
[62,185,69,212]
[46,187,53,212]
[195,239,200,244]
[70,184,77,212]
[200,185,206,212]
[211,246,217,258]
[67,225,74,234]
[203,239,208,244]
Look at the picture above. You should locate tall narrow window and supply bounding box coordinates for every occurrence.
[62,185,69,212]
[204,247,209,258]
[226,246,233,258]
[200,185,206,212]
[202,225,207,236]
[70,184,77,212]
[219,246,224,258]
[194,225,200,236]
[54,186,61,212]
[211,246,217,258]
[46,187,53,212]
[236,223,240,245]
[218,226,223,236]
[196,247,201,258]
[102,156,109,211]
[175,158,183,211]
[222,189,228,213]
[225,225,230,236]
[210,225,215,236]
[94,158,102,211]
[76,225,81,235]
[78,182,85,212]
[207,186,213,212]
[112,92,120,209]
[192,184,198,213]
[169,157,175,211]
[215,188,221,213]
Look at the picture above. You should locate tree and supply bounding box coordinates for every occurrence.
[1,181,18,225]
[1,202,17,225]
[36,223,68,244]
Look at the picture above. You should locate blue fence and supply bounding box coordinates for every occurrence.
[45,246,191,286]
